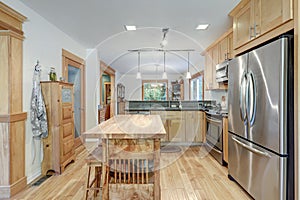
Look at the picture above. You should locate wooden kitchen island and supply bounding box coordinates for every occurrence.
[83,115,166,200]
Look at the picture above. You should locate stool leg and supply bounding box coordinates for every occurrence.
[85,165,91,200]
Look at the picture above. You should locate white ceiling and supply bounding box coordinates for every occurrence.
[20,0,240,74]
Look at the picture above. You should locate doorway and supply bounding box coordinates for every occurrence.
[100,61,115,119]
[62,49,85,148]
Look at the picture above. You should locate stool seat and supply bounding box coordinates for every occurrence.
[85,146,103,200]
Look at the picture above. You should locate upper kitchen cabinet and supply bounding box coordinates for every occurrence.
[219,31,233,62]
[204,29,232,90]
[230,0,293,53]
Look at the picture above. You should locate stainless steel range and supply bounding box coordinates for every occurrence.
[205,111,224,165]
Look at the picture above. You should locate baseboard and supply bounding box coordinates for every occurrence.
[27,169,41,184]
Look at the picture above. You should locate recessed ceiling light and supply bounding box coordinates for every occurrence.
[124,25,136,31]
[196,24,209,30]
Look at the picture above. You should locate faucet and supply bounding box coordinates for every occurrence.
[216,103,222,111]
[179,101,182,109]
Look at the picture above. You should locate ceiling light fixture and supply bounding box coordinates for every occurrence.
[124,25,136,31]
[162,51,167,79]
[196,24,209,30]
[160,28,169,48]
[136,52,141,79]
[186,52,191,79]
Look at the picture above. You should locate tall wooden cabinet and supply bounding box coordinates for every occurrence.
[41,82,75,175]
[0,3,27,198]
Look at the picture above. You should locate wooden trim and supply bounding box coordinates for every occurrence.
[100,61,116,118]
[188,71,204,100]
[0,21,23,35]
[62,50,86,148]
[62,49,85,65]
[228,0,251,17]
[0,30,24,40]
[233,20,294,56]
[201,28,233,55]
[0,112,27,123]
[100,61,116,74]
[10,176,27,196]
[141,80,169,100]
[0,2,27,23]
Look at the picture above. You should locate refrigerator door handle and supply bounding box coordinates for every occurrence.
[232,136,271,158]
[239,74,247,123]
[246,72,257,126]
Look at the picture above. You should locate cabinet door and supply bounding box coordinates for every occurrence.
[204,50,213,90]
[219,37,229,63]
[255,0,293,36]
[211,45,219,89]
[233,0,253,49]
[169,119,185,142]
[197,111,206,143]
[186,111,201,142]
[228,32,233,59]
[151,111,169,141]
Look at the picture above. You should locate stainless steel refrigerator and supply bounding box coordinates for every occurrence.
[227,36,294,200]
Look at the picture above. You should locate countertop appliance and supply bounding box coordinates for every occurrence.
[216,60,229,83]
[227,36,294,200]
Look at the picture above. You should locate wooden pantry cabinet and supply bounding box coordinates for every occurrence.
[41,81,75,175]
[230,0,293,51]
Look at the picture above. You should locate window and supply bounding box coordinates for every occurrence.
[190,72,204,100]
[142,80,168,101]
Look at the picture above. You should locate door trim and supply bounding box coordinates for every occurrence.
[100,61,115,118]
[62,49,86,149]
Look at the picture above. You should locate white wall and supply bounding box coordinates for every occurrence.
[2,0,86,183]
[85,49,100,129]
[117,73,189,100]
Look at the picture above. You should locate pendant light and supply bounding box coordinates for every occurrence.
[136,51,141,79]
[186,51,191,79]
[162,51,167,79]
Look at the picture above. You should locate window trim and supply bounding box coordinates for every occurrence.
[189,71,204,100]
[142,79,168,101]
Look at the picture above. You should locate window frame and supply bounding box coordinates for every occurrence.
[189,71,204,100]
[142,79,169,101]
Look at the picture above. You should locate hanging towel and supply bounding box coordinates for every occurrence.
[30,62,48,163]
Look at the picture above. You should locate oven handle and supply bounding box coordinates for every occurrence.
[206,116,222,123]
[231,136,271,158]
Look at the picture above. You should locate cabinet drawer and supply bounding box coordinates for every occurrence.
[63,139,74,156]
[62,122,73,138]
[62,105,72,120]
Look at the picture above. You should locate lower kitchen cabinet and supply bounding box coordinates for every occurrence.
[151,110,205,143]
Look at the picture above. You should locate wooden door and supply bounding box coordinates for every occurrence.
[204,49,213,90]
[232,0,253,49]
[62,49,85,149]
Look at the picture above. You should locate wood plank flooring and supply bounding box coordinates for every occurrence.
[10,146,252,200]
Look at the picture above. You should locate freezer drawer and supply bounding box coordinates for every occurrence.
[228,132,286,200]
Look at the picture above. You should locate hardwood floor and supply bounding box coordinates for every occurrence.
[10,146,251,200]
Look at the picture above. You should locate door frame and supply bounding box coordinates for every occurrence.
[62,49,86,149]
[100,61,115,118]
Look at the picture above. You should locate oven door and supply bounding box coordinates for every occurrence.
[206,116,222,150]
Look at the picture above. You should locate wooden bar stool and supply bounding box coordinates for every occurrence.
[85,146,103,200]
